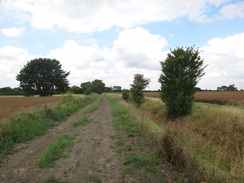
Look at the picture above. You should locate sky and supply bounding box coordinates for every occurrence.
[0,0,244,90]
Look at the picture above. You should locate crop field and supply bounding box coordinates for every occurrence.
[0,96,61,120]
[144,91,244,106]
[0,94,243,182]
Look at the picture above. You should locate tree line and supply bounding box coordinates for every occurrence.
[6,46,242,119]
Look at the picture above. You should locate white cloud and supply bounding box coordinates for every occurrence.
[112,27,167,70]
[0,46,33,87]
[1,27,244,91]
[38,44,44,48]
[220,1,244,19]
[199,32,244,90]
[1,27,25,37]
[0,0,233,33]
[45,27,167,89]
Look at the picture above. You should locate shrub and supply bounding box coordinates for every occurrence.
[159,46,206,119]
[122,89,130,101]
[130,74,150,107]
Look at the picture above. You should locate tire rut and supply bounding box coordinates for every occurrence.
[0,98,123,183]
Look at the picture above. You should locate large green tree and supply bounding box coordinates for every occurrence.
[16,58,70,96]
[159,46,206,119]
[130,74,150,107]
[80,80,106,94]
[91,79,105,94]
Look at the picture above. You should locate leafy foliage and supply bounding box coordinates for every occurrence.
[122,89,130,101]
[217,84,238,91]
[0,87,24,95]
[91,79,105,94]
[16,58,70,96]
[130,74,150,107]
[159,46,206,118]
[80,80,105,94]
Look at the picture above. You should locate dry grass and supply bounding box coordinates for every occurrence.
[0,96,61,120]
[143,91,244,107]
[141,98,244,182]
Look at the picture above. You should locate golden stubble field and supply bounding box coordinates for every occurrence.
[144,91,244,107]
[0,96,61,120]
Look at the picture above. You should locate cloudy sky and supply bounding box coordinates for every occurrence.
[0,0,244,90]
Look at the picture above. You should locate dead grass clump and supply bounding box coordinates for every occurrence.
[162,132,185,167]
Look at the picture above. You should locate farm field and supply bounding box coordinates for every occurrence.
[0,94,243,182]
[144,91,244,106]
[0,95,171,183]
[0,96,61,120]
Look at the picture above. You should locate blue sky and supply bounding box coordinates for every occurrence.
[0,0,244,90]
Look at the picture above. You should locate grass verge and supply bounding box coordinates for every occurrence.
[107,96,167,182]
[37,134,74,168]
[0,95,95,161]
[140,97,244,182]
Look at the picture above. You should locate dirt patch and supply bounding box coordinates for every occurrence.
[0,98,123,183]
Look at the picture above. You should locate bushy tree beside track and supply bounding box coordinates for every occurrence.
[16,58,70,96]
[159,46,206,119]
[131,74,150,107]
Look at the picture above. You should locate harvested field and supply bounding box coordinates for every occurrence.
[0,96,61,120]
[143,91,244,106]
[194,91,244,106]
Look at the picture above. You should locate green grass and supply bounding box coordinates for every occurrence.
[107,95,166,182]
[0,95,95,161]
[72,117,90,127]
[37,134,74,168]
[45,177,67,183]
[88,175,102,183]
[84,97,103,114]
[121,166,133,178]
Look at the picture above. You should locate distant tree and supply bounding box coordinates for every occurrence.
[105,87,112,92]
[91,79,105,94]
[130,74,150,107]
[69,85,83,94]
[83,88,92,95]
[122,89,130,101]
[217,85,228,91]
[194,87,202,92]
[80,80,106,94]
[16,58,70,96]
[227,84,238,91]
[80,81,92,93]
[159,46,206,119]
[112,86,122,92]
[217,84,238,91]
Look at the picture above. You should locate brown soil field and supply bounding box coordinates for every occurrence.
[194,91,244,106]
[0,96,61,120]
[143,91,244,106]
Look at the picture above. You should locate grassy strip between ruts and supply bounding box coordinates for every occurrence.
[72,117,90,127]
[107,96,169,183]
[37,134,74,168]
[0,95,96,162]
[83,96,103,114]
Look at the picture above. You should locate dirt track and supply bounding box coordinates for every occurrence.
[0,97,178,183]
[0,98,124,183]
